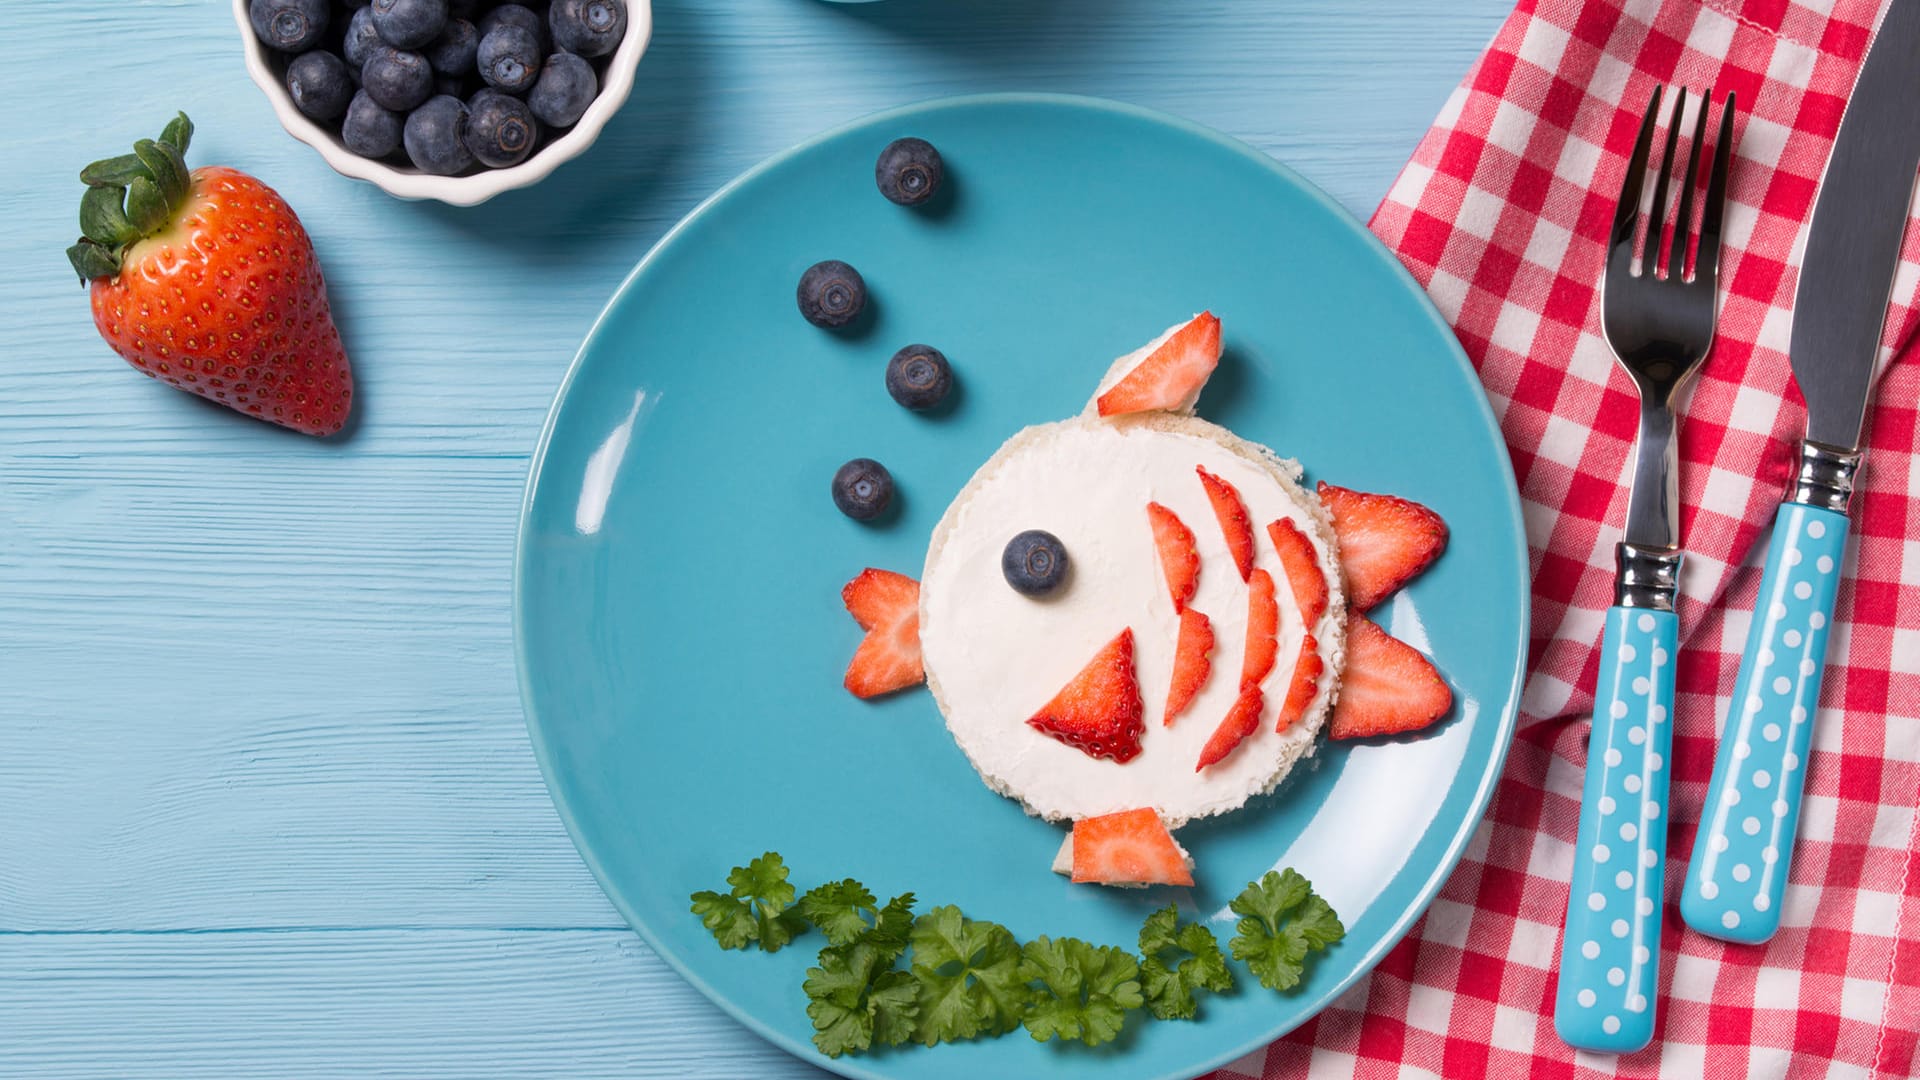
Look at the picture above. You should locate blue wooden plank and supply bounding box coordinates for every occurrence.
[0,929,830,1079]
[1,456,625,930]
[0,0,1511,1073]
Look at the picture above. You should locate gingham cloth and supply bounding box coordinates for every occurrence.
[1208,0,1920,1075]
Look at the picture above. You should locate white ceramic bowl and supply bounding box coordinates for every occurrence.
[233,0,652,206]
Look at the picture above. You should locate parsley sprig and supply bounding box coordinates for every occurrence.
[1228,868,1347,991]
[688,852,807,952]
[802,892,919,1057]
[909,905,1030,1044]
[1020,936,1145,1046]
[690,854,1344,1058]
[1139,904,1235,1020]
[798,878,882,946]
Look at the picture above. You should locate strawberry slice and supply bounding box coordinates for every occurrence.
[1027,630,1146,763]
[1194,570,1278,770]
[1329,614,1452,739]
[1163,607,1214,725]
[1196,685,1263,770]
[1070,807,1194,887]
[1095,312,1223,418]
[1146,502,1200,612]
[1267,518,1329,629]
[1317,483,1448,611]
[1276,634,1323,732]
[1197,466,1255,582]
[841,568,924,699]
[1240,568,1279,690]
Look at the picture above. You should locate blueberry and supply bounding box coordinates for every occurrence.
[343,5,383,69]
[434,73,470,98]
[477,25,542,94]
[527,51,597,127]
[549,0,626,58]
[464,89,539,168]
[372,0,447,49]
[797,260,867,328]
[342,90,404,157]
[361,46,433,111]
[885,345,953,410]
[832,459,894,522]
[286,50,354,121]
[875,137,943,206]
[1002,531,1069,596]
[425,17,477,74]
[403,94,475,174]
[248,0,329,51]
[479,4,549,51]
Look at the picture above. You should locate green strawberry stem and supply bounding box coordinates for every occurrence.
[66,113,195,283]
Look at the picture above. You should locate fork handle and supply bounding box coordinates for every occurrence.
[1554,605,1675,1053]
[1681,503,1847,943]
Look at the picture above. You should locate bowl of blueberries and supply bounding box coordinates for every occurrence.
[235,0,650,205]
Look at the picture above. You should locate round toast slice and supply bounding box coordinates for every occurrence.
[920,409,1345,827]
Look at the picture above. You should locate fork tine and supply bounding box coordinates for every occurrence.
[1645,89,1686,277]
[1695,91,1737,291]
[1667,90,1710,279]
[1611,85,1665,254]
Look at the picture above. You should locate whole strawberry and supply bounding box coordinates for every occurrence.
[66,113,353,437]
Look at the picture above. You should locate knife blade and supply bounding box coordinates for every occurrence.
[1789,0,1920,452]
[1681,0,1920,944]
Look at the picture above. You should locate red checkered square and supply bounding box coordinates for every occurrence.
[1205,0,1920,1075]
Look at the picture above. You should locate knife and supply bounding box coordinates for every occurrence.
[1680,0,1920,943]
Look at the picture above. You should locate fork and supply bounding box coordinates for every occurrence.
[1553,85,1736,1055]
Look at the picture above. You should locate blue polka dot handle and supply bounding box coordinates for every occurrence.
[1682,503,1847,943]
[1554,605,1676,1054]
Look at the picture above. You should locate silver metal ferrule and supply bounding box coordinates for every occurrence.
[1791,439,1863,513]
[1615,541,1682,610]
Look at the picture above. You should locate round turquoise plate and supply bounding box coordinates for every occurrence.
[516,93,1527,1080]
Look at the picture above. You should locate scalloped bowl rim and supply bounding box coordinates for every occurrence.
[231,0,652,206]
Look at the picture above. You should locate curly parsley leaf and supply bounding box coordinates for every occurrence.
[806,949,918,1057]
[688,890,757,950]
[866,969,921,1046]
[729,852,796,905]
[803,891,922,1058]
[1138,905,1234,1021]
[688,852,809,952]
[868,891,917,955]
[1227,869,1346,991]
[1293,894,1345,950]
[1019,935,1145,1046]
[908,905,1030,1045]
[800,879,880,946]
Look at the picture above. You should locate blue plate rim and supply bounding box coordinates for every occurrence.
[513,91,1530,1080]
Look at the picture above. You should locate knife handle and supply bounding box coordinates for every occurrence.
[1682,503,1848,943]
[1555,605,1676,1054]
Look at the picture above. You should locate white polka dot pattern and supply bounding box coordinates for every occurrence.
[1556,606,1675,1052]
[1681,503,1846,945]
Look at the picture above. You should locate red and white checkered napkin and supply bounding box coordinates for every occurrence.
[1210,0,1920,1076]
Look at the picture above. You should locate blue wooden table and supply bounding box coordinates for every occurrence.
[1,1,1509,1075]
